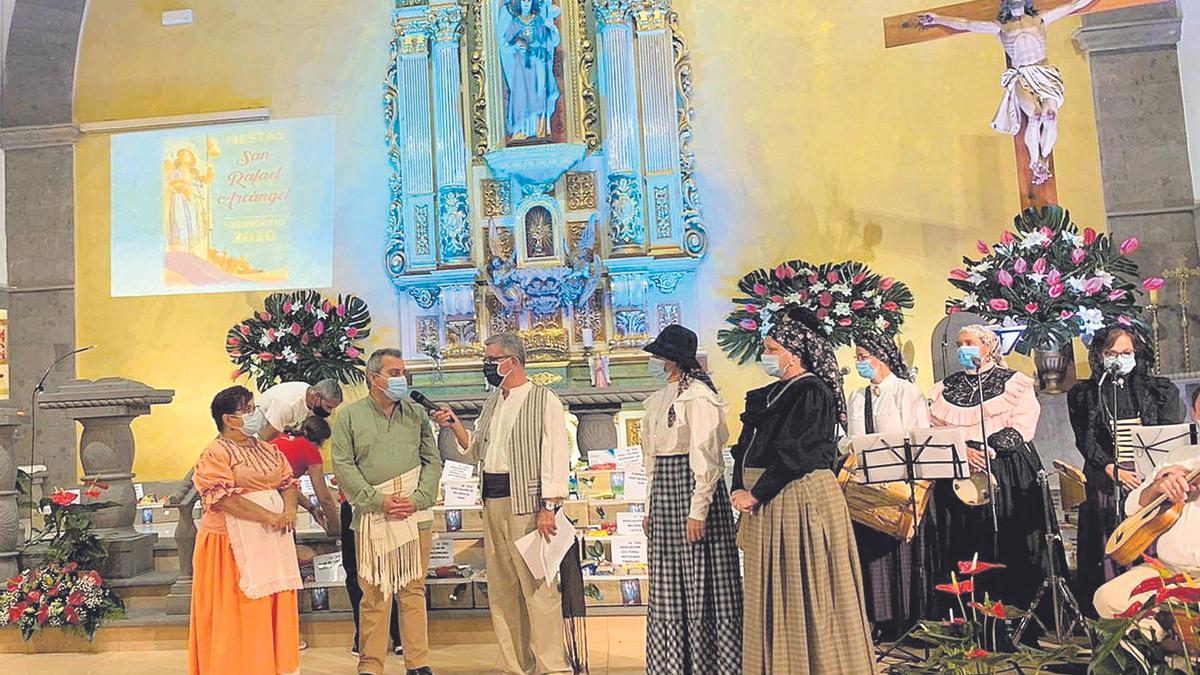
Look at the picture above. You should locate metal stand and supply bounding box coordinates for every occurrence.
[1013,470,1086,645]
[1107,375,1124,522]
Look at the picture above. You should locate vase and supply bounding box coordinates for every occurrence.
[1032,340,1076,394]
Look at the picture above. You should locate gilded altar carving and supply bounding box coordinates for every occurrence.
[575,0,600,151]
[481,178,512,216]
[670,10,708,258]
[565,171,597,211]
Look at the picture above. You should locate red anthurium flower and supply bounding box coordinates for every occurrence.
[940,617,966,626]
[826,270,840,284]
[739,319,758,331]
[63,563,77,573]
[84,571,103,585]
[27,590,41,603]
[879,277,896,290]
[1143,277,1165,291]
[851,300,867,310]
[882,301,899,311]
[1117,316,1132,327]
[1060,310,1075,320]
[346,326,359,338]
[67,590,84,607]
[1000,231,1015,246]
[239,324,251,336]
[1048,284,1065,299]
[1032,257,1047,274]
[774,265,796,281]
[36,604,50,624]
[936,578,974,595]
[1120,237,1140,256]
[1160,586,1200,604]
[966,649,990,660]
[969,601,1009,620]
[976,240,990,255]
[83,488,101,499]
[1012,258,1027,274]
[49,489,77,507]
[950,269,970,281]
[1024,302,1039,314]
[819,292,833,307]
[1083,227,1098,245]
[997,270,1013,287]
[1071,248,1086,265]
[958,560,1007,576]
[64,606,80,624]
[752,283,767,296]
[988,299,1009,311]
[837,318,852,327]
[8,604,25,624]
[852,272,866,285]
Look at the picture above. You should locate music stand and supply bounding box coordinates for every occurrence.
[1130,423,1200,478]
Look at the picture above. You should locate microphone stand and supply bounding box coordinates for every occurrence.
[1098,367,1123,524]
[26,345,94,542]
[974,359,1000,556]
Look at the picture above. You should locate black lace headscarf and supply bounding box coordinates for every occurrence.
[854,331,913,382]
[767,306,848,424]
[1076,325,1182,427]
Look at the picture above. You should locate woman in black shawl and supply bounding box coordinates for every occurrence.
[1069,326,1186,613]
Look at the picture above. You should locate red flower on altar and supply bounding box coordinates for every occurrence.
[744,304,759,314]
[1083,227,1098,245]
[346,326,359,338]
[739,319,758,331]
[1000,231,1015,246]
[969,600,1009,620]
[1032,257,1047,275]
[851,300,867,310]
[67,590,85,607]
[7,575,22,590]
[313,320,325,337]
[322,300,333,313]
[976,240,990,255]
[936,578,974,595]
[852,271,866,284]
[346,347,361,358]
[36,604,50,625]
[1116,599,1149,619]
[774,265,795,281]
[300,334,310,346]
[82,571,103,586]
[226,337,239,346]
[84,487,101,499]
[336,304,347,318]
[1012,258,1027,274]
[818,292,833,307]
[966,649,991,660]
[950,269,970,281]
[1083,277,1105,296]
[958,560,1006,576]
[807,273,818,284]
[997,270,1013,288]
[1143,277,1165,291]
[1060,310,1075,320]
[257,311,272,322]
[63,563,77,574]
[1120,237,1140,256]
[882,301,899,311]
[1071,248,1086,265]
[1024,302,1039,314]
[283,301,293,313]
[8,603,26,624]
[239,324,250,336]
[796,289,809,302]
[64,606,80,624]
[230,368,243,381]
[879,277,896,290]
[49,489,77,507]
[816,308,829,320]
[27,590,41,604]
[1046,268,1062,286]
[289,322,302,336]
[259,352,274,361]
[752,283,767,295]
[838,318,852,326]
[988,299,1009,311]
[826,270,839,284]
[1048,283,1065,299]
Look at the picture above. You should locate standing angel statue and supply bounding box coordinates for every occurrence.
[919,0,1098,184]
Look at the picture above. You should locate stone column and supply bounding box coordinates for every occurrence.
[431,5,472,266]
[0,407,24,580]
[38,378,174,578]
[595,0,646,253]
[165,468,198,615]
[634,0,684,251]
[398,19,438,270]
[1074,2,1200,373]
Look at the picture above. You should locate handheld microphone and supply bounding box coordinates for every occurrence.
[1098,360,1122,386]
[837,366,850,376]
[409,390,441,413]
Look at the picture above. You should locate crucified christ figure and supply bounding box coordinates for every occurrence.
[919,0,1098,185]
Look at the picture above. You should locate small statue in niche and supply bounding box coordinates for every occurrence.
[498,0,562,142]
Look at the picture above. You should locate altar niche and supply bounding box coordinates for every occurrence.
[383,0,711,380]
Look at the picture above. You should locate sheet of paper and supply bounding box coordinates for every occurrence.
[514,510,576,583]
[610,535,647,566]
[134,483,145,500]
[616,511,645,536]
[624,470,648,501]
[443,480,479,507]
[442,460,476,482]
[614,446,643,467]
[588,449,616,468]
[429,538,455,567]
[298,474,315,496]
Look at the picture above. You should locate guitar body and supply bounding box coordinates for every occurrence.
[1106,499,1184,567]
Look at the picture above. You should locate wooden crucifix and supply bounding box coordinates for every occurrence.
[884,0,1169,208]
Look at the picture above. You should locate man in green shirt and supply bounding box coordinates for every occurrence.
[333,348,441,675]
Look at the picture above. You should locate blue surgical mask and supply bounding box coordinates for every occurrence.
[239,409,266,438]
[855,360,877,381]
[957,345,982,370]
[647,357,667,379]
[759,354,784,378]
[382,376,409,402]
[1103,353,1136,376]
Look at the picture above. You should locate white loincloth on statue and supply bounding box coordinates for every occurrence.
[355,467,433,595]
[991,64,1065,136]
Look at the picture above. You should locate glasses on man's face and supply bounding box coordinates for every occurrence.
[482,356,509,365]
[234,404,260,416]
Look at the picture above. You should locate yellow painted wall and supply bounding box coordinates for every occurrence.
[75,1,1106,481]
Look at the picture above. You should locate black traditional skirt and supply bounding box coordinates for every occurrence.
[1075,462,1138,616]
[646,454,742,675]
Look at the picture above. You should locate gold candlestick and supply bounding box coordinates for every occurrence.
[1163,258,1200,372]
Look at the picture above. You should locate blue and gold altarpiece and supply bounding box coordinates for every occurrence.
[383,0,708,378]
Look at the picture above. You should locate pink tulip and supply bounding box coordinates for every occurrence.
[1120,237,1140,256]
[1143,277,1165,291]
[976,240,990,255]
[1071,248,1086,265]
[289,322,302,336]
[838,318,853,326]
[879,277,896,290]
[819,292,833,307]
[774,265,796,280]
[239,324,251,336]
[1032,258,1047,274]
[988,299,1009,311]
[346,326,359,338]
[313,320,325,337]
[283,301,293,313]
[883,301,899,311]
[1000,231,1015,246]
[739,319,758,331]
[1117,316,1132,326]
[1083,228,1097,245]
[1060,310,1075,320]
[851,299,867,310]
[1025,302,1039,313]
[1083,277,1105,295]
[852,272,866,285]
[998,270,1014,288]
[1047,269,1062,286]
[346,347,361,358]
[1012,258,1028,274]
[950,269,970,281]
[752,283,767,296]
[337,304,347,318]
[1108,289,1127,301]
[826,270,840,284]
[1048,283,1065,298]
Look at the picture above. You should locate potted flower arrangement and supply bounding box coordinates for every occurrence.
[226,290,371,392]
[945,206,1162,391]
[2,485,125,642]
[718,259,914,364]
[1090,554,1200,673]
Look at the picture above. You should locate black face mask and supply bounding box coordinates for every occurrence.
[483,361,505,387]
[313,406,332,419]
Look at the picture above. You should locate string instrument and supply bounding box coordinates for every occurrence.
[1106,464,1200,567]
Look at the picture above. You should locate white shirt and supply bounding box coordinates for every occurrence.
[846,374,931,439]
[258,381,311,433]
[1126,452,1200,571]
[461,381,570,499]
[641,382,730,521]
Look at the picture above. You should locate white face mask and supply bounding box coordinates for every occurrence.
[237,409,266,438]
[647,357,667,379]
[759,354,785,378]
[1103,353,1136,376]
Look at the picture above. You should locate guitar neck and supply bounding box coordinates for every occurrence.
[1141,464,1200,513]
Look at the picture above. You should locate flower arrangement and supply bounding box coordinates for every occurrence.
[946,206,1160,352]
[717,259,914,364]
[2,484,125,640]
[895,557,1085,673]
[226,290,371,392]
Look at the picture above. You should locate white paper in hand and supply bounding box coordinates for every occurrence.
[514,509,576,585]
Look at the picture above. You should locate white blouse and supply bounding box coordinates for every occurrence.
[641,381,730,521]
[846,373,931,439]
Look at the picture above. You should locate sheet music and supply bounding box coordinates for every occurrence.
[906,427,971,481]
[848,432,910,484]
[1131,423,1200,477]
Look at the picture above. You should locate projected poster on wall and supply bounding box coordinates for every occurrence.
[110,116,335,297]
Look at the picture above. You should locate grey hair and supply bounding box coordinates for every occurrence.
[485,333,527,365]
[311,378,343,405]
[366,348,405,374]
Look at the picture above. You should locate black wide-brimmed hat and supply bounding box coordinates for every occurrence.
[643,324,702,372]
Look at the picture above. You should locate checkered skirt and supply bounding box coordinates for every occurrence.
[646,454,743,675]
[739,469,876,675]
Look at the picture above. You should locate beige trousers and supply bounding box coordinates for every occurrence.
[358,528,432,674]
[483,497,572,675]
[1094,564,1161,619]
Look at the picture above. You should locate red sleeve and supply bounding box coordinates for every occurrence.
[303,440,324,471]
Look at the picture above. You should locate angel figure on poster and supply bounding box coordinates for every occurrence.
[918,0,1099,185]
[498,0,562,141]
[163,138,218,258]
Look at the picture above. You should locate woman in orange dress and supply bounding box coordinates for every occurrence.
[188,385,302,675]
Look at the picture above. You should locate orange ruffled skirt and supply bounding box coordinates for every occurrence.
[188,529,300,675]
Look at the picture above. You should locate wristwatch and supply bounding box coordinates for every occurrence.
[542,499,562,512]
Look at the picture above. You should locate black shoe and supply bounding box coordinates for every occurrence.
[393,644,404,656]
[405,667,433,675]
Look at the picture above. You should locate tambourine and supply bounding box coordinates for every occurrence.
[952,471,997,506]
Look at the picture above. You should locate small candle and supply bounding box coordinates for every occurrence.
[582,328,594,348]
[1149,288,1159,305]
